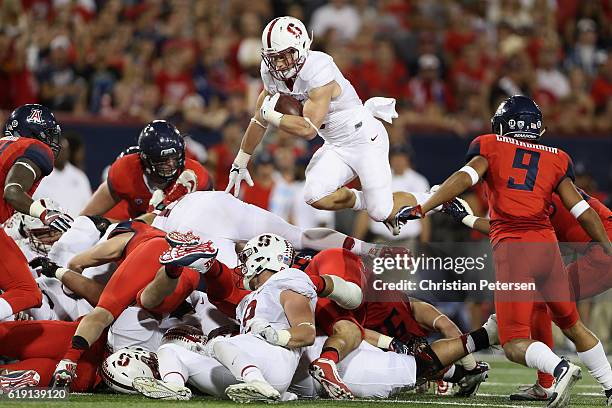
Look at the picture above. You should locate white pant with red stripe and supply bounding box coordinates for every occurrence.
[157,334,301,397]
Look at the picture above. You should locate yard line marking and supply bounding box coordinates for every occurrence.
[351,398,533,408]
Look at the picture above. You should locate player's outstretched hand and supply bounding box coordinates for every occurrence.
[225,163,254,198]
[29,256,60,278]
[396,205,424,221]
[148,189,166,212]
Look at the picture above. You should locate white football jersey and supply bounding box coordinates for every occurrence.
[261,51,372,145]
[151,191,303,267]
[236,268,316,334]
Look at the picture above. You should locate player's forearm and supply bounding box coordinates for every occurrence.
[473,218,491,235]
[422,172,473,214]
[60,271,105,306]
[279,115,318,140]
[3,184,34,214]
[286,324,316,348]
[240,122,267,155]
[80,182,119,216]
[577,209,612,253]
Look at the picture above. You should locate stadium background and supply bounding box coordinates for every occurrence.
[0,0,610,347]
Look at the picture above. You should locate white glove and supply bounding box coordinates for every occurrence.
[29,199,73,233]
[260,93,282,127]
[175,169,198,192]
[148,189,165,212]
[247,318,290,347]
[225,150,254,198]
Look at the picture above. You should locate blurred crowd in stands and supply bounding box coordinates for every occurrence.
[0,0,610,238]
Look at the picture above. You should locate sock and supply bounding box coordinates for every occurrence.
[444,365,468,383]
[577,341,612,390]
[460,328,490,354]
[310,275,326,295]
[165,265,184,279]
[242,365,266,383]
[213,340,265,383]
[64,335,90,362]
[459,354,477,371]
[531,303,554,388]
[350,189,366,211]
[525,342,562,374]
[158,346,187,386]
[321,347,339,364]
[0,298,14,321]
[442,364,456,380]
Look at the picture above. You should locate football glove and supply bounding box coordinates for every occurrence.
[29,257,60,278]
[163,169,198,205]
[148,189,166,212]
[260,93,282,127]
[225,161,254,198]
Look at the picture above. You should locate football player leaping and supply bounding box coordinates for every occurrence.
[225,16,414,235]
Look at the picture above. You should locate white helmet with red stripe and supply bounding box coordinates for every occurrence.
[261,16,311,81]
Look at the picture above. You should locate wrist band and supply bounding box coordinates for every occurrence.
[432,314,446,329]
[29,200,46,218]
[56,267,70,281]
[377,334,393,349]
[303,117,319,132]
[462,215,478,229]
[234,150,251,168]
[15,161,37,178]
[250,117,267,129]
[570,200,590,219]
[459,166,480,186]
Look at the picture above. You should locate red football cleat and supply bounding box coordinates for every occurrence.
[309,358,354,400]
[165,231,201,247]
[159,240,218,274]
[0,369,40,393]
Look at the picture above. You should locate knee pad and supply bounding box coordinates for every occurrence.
[367,202,393,222]
[303,181,335,205]
[415,344,444,381]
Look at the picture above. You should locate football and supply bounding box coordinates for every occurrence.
[274,94,303,116]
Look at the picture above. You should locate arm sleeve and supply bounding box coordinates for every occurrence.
[555,152,576,188]
[465,136,483,162]
[21,143,54,176]
[274,269,317,301]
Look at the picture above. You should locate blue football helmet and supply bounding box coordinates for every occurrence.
[3,104,62,156]
[491,95,544,143]
[137,120,185,182]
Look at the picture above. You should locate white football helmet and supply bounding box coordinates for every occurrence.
[101,347,159,394]
[6,198,64,255]
[261,16,311,81]
[238,233,295,290]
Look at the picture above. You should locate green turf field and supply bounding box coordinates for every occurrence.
[1,358,607,408]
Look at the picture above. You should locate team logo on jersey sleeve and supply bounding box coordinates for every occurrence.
[27,109,43,124]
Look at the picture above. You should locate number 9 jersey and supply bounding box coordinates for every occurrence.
[466,134,575,244]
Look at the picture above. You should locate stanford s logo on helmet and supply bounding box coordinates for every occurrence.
[137,120,185,182]
[491,95,544,143]
[261,16,312,81]
[4,104,62,156]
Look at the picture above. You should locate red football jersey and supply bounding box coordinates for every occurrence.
[107,220,165,264]
[106,154,212,219]
[550,191,612,244]
[467,134,575,244]
[363,297,430,342]
[0,136,54,223]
